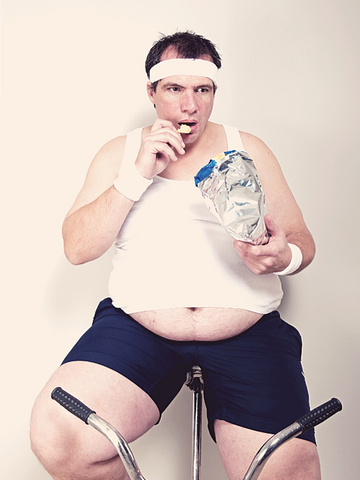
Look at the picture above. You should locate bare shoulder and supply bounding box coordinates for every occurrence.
[65,135,127,218]
[239,130,287,185]
[89,135,127,177]
[240,131,281,167]
[239,130,308,234]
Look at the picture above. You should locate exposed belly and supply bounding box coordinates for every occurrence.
[131,307,263,341]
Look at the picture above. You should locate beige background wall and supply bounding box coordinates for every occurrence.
[1,1,359,478]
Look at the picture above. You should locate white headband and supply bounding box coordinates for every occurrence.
[149,58,219,83]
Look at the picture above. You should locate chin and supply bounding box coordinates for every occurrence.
[186,127,203,143]
[184,134,198,145]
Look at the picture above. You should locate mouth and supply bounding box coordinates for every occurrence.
[177,121,197,133]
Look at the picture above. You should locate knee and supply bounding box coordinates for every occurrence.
[30,394,74,477]
[30,410,65,477]
[30,394,123,480]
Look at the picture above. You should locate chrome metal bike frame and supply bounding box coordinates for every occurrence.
[185,365,204,480]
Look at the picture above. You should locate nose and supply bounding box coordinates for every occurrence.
[181,90,198,114]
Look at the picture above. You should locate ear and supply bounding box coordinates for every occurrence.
[147,81,156,105]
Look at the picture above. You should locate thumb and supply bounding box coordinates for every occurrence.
[264,214,279,236]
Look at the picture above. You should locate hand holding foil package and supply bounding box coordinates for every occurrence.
[194,150,269,245]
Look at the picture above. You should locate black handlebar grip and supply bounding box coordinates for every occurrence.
[51,387,96,424]
[297,398,342,432]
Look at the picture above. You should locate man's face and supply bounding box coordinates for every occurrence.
[147,50,216,145]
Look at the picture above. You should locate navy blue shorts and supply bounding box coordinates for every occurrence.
[62,298,315,444]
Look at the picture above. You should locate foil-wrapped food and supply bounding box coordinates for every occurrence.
[194,150,269,245]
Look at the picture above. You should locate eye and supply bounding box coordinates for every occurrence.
[197,87,210,94]
[169,86,181,93]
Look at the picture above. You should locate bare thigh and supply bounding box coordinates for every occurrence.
[30,361,160,465]
[215,420,321,480]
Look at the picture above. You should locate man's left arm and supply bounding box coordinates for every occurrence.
[232,132,316,276]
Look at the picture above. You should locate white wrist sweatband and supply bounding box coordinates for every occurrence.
[276,244,303,276]
[114,162,153,202]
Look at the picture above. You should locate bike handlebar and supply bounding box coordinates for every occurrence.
[242,397,342,480]
[296,397,342,432]
[51,387,95,424]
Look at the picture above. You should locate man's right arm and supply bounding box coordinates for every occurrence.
[62,120,185,266]
[62,136,134,265]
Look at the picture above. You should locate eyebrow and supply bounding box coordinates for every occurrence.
[161,81,214,90]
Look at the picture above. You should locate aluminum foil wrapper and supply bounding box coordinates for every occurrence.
[194,150,269,245]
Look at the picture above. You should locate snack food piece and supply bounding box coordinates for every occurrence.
[177,124,191,134]
[194,150,269,245]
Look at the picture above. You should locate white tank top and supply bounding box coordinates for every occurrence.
[108,125,283,314]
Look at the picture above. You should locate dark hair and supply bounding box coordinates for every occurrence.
[145,31,222,91]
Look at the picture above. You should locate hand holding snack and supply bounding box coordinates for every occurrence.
[135,119,186,179]
[233,214,292,275]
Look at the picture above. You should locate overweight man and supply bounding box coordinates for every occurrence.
[30,31,321,480]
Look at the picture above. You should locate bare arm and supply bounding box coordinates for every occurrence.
[62,136,134,264]
[63,120,185,265]
[232,132,315,275]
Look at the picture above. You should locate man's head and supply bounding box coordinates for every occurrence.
[145,31,222,92]
[145,32,222,144]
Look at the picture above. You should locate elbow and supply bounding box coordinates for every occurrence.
[62,222,92,265]
[63,232,92,265]
[63,243,87,265]
[307,240,316,268]
[62,220,113,265]
[63,236,107,265]
[62,220,82,265]
[306,234,316,265]
[298,235,316,273]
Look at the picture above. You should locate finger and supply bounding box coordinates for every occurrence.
[151,119,177,132]
[264,214,280,236]
[149,129,185,155]
[232,239,253,258]
[152,141,179,162]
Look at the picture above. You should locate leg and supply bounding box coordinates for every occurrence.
[197,311,321,478]
[215,420,321,480]
[30,361,160,480]
[31,300,189,479]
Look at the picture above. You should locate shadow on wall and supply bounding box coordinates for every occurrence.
[44,248,114,324]
[277,276,292,318]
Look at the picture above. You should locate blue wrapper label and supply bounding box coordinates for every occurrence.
[194,150,237,187]
[194,159,217,186]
